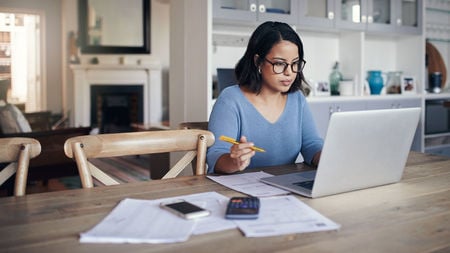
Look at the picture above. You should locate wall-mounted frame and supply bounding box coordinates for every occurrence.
[78,0,150,54]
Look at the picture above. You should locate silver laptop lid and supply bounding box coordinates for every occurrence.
[311,108,421,198]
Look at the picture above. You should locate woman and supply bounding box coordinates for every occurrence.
[207,21,323,174]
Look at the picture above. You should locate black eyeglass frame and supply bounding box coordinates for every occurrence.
[263,58,306,74]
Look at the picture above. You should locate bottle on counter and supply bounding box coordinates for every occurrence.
[329,62,343,95]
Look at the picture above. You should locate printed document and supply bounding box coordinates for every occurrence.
[80,191,236,244]
[207,171,289,197]
[234,195,340,237]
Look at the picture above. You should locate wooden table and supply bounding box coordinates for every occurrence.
[0,152,449,252]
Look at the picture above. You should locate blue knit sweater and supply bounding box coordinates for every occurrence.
[207,85,323,173]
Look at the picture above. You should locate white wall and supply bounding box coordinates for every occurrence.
[169,0,211,128]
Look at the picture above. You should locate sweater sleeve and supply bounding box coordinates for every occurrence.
[300,99,324,165]
[206,88,242,173]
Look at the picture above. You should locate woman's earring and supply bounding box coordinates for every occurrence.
[258,67,261,74]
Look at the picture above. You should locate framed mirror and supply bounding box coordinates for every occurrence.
[78,0,150,54]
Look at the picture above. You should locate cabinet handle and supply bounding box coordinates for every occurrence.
[361,15,367,23]
[367,16,373,23]
[397,18,402,25]
[258,4,266,13]
[328,12,334,20]
[250,3,257,12]
[336,106,341,112]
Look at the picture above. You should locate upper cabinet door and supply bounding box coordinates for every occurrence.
[298,0,335,29]
[213,0,422,35]
[213,0,258,24]
[257,0,299,24]
[335,0,367,30]
[395,0,422,35]
[213,0,298,25]
[366,0,395,32]
[335,0,422,34]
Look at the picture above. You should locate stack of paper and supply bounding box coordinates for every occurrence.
[80,189,340,244]
[80,192,236,244]
[233,195,340,237]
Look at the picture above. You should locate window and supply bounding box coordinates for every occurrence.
[0,11,41,111]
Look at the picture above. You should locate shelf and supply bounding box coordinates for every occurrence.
[424,133,450,150]
[425,132,450,139]
[425,143,450,151]
[424,93,450,99]
[426,7,450,14]
[426,38,450,43]
[307,94,423,102]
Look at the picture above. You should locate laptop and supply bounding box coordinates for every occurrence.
[260,107,421,198]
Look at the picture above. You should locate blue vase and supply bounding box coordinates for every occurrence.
[367,71,384,95]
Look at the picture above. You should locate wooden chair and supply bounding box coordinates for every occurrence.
[0,137,41,196]
[179,122,209,171]
[64,129,215,188]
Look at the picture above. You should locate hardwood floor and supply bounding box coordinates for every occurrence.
[1,155,152,197]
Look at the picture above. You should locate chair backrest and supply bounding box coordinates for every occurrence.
[64,129,215,188]
[178,122,209,171]
[0,137,41,196]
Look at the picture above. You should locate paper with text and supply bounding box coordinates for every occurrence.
[80,192,236,244]
[207,171,290,197]
[234,195,341,237]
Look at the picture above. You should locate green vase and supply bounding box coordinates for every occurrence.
[329,62,342,95]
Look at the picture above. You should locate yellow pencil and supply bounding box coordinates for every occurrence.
[219,135,266,152]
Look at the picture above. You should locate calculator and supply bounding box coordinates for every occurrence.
[225,197,260,219]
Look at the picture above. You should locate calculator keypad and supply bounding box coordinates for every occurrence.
[225,197,260,219]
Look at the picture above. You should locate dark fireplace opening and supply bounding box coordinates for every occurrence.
[90,85,144,133]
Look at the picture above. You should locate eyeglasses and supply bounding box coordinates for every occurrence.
[264,58,306,74]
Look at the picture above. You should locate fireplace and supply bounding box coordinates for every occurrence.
[91,85,143,133]
[70,63,162,127]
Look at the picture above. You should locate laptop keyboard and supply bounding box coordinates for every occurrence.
[293,180,315,190]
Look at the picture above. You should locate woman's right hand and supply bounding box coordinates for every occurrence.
[229,136,255,171]
[215,136,256,173]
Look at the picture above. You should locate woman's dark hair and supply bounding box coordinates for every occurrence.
[235,21,309,95]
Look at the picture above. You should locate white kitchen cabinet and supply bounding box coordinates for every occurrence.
[334,0,422,34]
[213,0,299,25]
[308,97,423,151]
[365,96,422,109]
[365,97,422,151]
[308,99,366,138]
[213,0,422,35]
[298,0,336,29]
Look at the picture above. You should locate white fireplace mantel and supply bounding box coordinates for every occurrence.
[70,63,162,127]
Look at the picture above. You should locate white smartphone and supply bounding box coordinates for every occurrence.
[160,200,211,220]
